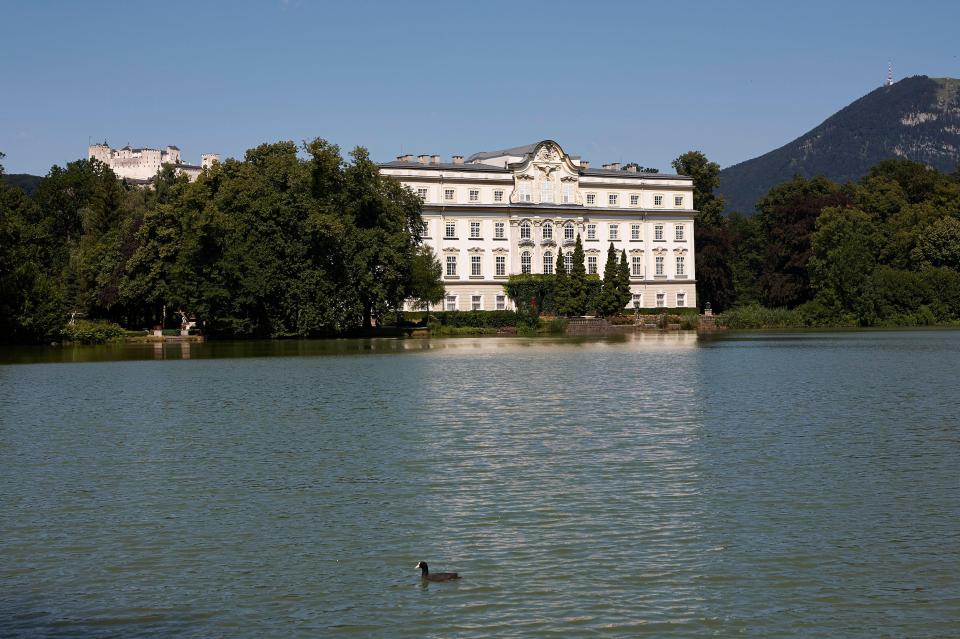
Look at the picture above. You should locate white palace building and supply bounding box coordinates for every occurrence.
[378,140,696,312]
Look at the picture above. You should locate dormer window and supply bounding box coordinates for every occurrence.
[609,193,618,206]
[586,193,596,205]
[562,183,574,204]
[519,182,532,202]
[540,181,553,203]
[444,189,455,202]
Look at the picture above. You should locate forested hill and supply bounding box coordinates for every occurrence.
[719,75,960,215]
[2,173,43,196]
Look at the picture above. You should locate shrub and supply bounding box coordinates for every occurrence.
[718,303,806,329]
[422,310,520,328]
[61,320,126,344]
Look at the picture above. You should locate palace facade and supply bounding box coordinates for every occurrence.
[378,140,696,311]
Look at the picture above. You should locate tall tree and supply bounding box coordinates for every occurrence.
[672,150,736,310]
[553,248,570,316]
[616,250,632,311]
[809,207,879,312]
[567,235,588,316]
[596,243,621,316]
[755,175,851,308]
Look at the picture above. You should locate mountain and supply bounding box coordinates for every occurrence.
[2,173,43,196]
[719,75,960,215]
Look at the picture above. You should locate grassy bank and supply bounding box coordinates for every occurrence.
[718,303,960,330]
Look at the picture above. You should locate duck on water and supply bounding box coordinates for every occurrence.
[416,561,460,582]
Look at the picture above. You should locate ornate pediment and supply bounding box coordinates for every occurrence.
[653,247,668,256]
[509,140,581,205]
[442,247,460,254]
[628,248,644,256]
[467,246,485,253]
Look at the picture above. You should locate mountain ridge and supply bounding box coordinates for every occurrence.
[719,75,960,215]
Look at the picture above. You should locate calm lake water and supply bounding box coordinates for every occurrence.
[1,332,958,638]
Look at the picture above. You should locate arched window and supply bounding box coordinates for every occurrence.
[521,251,532,274]
[542,222,553,241]
[564,252,573,272]
[564,222,574,241]
[543,251,554,274]
[520,221,531,240]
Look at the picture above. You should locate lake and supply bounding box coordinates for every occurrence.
[1,331,958,637]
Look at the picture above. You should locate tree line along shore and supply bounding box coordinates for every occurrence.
[2,142,959,344]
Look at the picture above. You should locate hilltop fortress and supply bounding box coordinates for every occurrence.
[88,142,219,183]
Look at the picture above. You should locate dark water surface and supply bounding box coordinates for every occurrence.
[1,332,958,637]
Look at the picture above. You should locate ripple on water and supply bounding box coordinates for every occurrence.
[0,332,958,637]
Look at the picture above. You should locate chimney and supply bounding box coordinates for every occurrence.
[609,162,621,171]
[431,154,441,165]
[452,155,464,164]
[418,154,430,165]
[397,154,414,162]
[626,165,637,173]
[580,160,590,170]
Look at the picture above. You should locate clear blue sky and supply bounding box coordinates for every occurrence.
[2,0,958,175]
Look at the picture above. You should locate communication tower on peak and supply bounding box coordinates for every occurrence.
[885,63,894,87]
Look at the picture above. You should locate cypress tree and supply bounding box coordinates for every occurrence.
[597,243,620,316]
[568,234,587,316]
[617,250,633,312]
[554,248,570,316]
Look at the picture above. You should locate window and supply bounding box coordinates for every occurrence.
[675,225,685,241]
[471,295,482,311]
[420,221,430,237]
[521,251,531,274]
[587,255,598,274]
[543,251,553,275]
[564,222,574,241]
[446,255,457,276]
[656,292,665,308]
[470,221,481,239]
[609,224,619,241]
[519,182,532,202]
[586,193,596,205]
[445,188,455,201]
[540,181,553,203]
[520,221,531,240]
[469,189,479,202]
[445,295,457,311]
[495,221,505,239]
[471,255,482,276]
[675,195,684,207]
[445,221,457,238]
[631,224,641,241]
[654,224,664,241]
[677,292,686,307]
[542,222,553,241]
[562,183,574,204]
[632,293,642,307]
[587,224,597,240]
[609,193,618,206]
[416,187,428,201]
[630,194,639,206]
[564,252,572,272]
[496,294,506,310]
[495,255,506,276]
[676,256,685,277]
[654,194,663,206]
[494,189,504,202]
[631,256,643,277]
[655,255,665,276]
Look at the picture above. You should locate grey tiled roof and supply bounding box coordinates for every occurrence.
[466,143,540,162]
[378,160,510,173]
[581,168,685,179]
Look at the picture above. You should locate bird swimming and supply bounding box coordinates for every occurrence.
[415,561,460,582]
